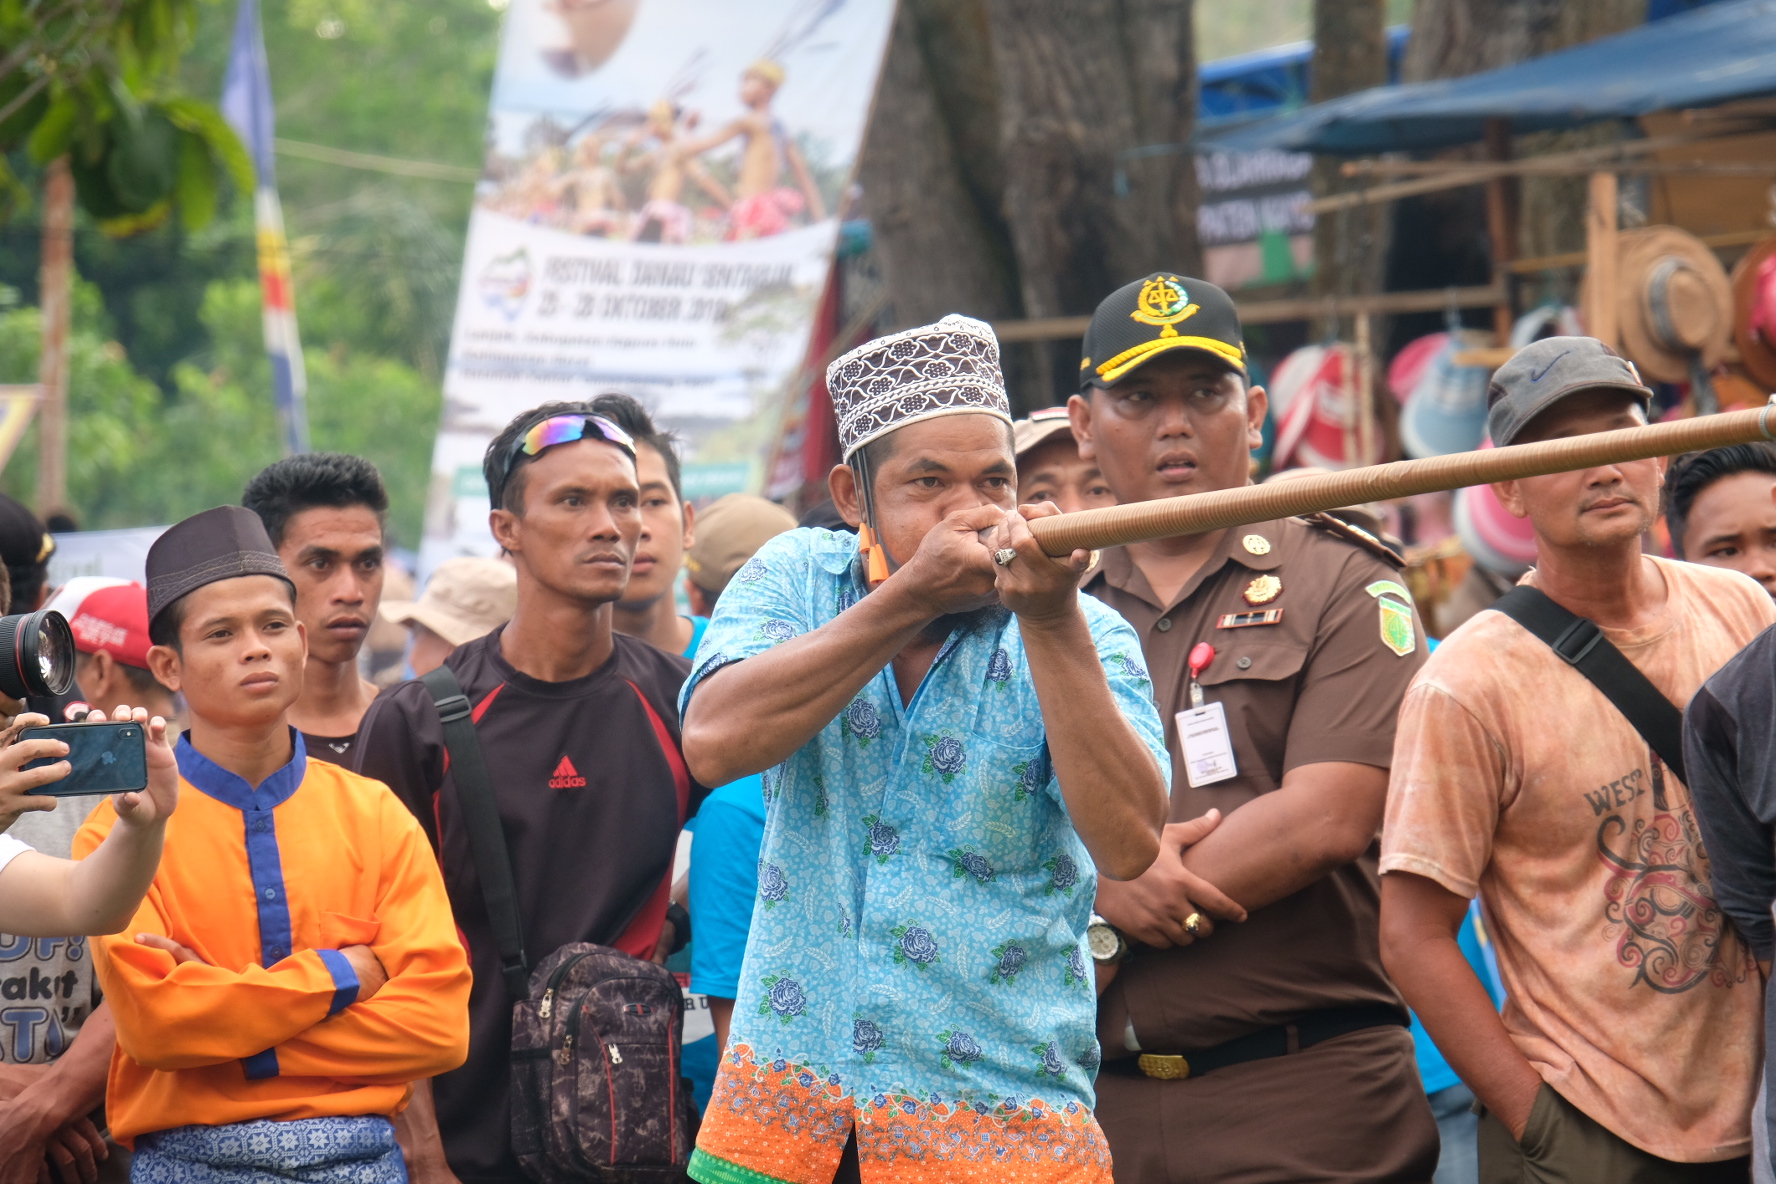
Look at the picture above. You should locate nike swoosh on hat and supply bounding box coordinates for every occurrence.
[1528,351,1571,382]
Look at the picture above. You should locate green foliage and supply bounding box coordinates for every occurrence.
[0,0,503,532]
[1196,0,1416,61]
[0,280,173,525]
[293,189,462,377]
[1,0,249,236]
[178,0,499,232]
[0,277,437,541]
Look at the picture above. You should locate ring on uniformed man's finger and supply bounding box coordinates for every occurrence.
[993,548,1017,567]
[1184,912,1203,935]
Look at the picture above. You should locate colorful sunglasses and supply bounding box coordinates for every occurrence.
[506,414,637,478]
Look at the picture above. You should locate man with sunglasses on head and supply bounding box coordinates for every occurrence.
[354,404,704,1184]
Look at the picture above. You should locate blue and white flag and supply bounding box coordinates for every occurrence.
[220,0,310,456]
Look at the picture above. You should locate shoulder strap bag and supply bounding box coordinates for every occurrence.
[420,665,531,998]
[418,666,696,1183]
[1489,585,1687,783]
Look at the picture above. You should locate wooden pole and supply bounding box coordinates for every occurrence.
[1585,171,1619,350]
[1028,404,1776,555]
[36,157,71,518]
[1354,312,1376,466]
[1483,118,1517,344]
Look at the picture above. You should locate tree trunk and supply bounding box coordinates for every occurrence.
[859,0,1199,411]
[987,0,1197,403]
[856,0,1020,330]
[1310,0,1389,338]
[1511,0,1644,264]
[36,157,71,518]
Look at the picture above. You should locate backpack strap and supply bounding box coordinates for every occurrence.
[420,665,531,999]
[1490,585,1687,783]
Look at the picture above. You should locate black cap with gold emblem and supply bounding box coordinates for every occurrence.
[1079,273,1247,389]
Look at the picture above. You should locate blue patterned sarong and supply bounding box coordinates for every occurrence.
[132,1117,406,1183]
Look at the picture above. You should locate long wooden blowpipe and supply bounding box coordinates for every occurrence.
[1026,402,1776,556]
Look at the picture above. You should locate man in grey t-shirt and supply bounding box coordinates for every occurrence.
[0,792,119,1183]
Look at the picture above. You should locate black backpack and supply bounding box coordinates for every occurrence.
[421,667,697,1183]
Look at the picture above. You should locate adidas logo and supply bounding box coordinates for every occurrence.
[548,756,587,790]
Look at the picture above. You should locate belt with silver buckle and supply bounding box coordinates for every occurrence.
[1124,1003,1407,1081]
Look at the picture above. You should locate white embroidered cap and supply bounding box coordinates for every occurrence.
[826,314,1012,462]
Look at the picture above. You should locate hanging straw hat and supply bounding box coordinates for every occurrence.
[1453,442,1537,577]
[1731,235,1776,391]
[1386,333,1449,406]
[1600,226,1733,385]
[1398,331,1493,459]
[1268,344,1384,471]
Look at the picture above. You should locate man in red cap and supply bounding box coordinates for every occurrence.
[66,584,176,724]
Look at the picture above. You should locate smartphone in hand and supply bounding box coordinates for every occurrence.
[18,722,149,796]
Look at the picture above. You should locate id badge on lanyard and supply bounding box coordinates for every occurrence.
[1177,642,1238,788]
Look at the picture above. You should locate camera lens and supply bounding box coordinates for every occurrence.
[0,609,74,699]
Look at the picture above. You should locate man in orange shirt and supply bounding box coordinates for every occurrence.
[75,505,470,1182]
[1383,340,1768,1181]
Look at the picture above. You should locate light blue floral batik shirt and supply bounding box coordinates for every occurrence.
[681,527,1168,1184]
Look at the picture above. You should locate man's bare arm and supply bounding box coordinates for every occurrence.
[994,507,1164,879]
[0,1002,114,1184]
[1019,607,1163,878]
[682,505,1003,787]
[680,119,747,158]
[784,142,826,220]
[0,710,178,938]
[392,1079,461,1184]
[1381,871,1542,1139]
[710,998,735,1050]
[1176,761,1386,911]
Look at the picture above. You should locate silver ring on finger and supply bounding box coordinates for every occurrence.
[993,547,1017,567]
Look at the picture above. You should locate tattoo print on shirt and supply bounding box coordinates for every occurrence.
[1593,752,1747,994]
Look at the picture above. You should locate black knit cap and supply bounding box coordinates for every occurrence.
[146,505,294,627]
[1079,273,1247,390]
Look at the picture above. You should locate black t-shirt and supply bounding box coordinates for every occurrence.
[354,627,701,1184]
[300,731,357,763]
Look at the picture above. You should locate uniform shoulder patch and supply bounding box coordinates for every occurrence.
[1298,512,1406,569]
[1365,580,1418,656]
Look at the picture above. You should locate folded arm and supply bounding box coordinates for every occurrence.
[271,813,471,1082]
[98,923,348,1070]
[1177,760,1387,910]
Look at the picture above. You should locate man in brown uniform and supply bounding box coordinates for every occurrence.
[1068,273,1440,1182]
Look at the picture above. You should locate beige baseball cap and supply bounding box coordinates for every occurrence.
[380,556,518,647]
[684,494,797,594]
[1013,407,1076,460]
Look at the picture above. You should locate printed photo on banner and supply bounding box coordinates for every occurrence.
[425,0,894,573]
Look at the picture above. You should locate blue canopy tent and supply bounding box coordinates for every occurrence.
[1204,0,1776,155]
[1199,27,1410,128]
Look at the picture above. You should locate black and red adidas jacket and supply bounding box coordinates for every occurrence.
[354,626,704,1184]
